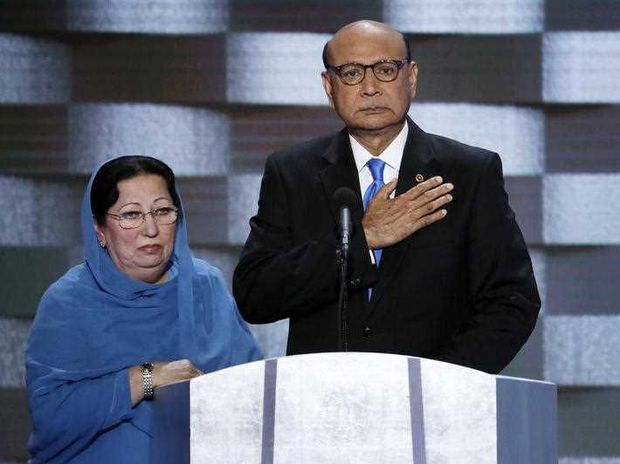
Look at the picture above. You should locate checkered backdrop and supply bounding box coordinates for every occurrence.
[1,1,619,462]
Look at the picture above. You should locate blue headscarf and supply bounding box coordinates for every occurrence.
[26,156,261,463]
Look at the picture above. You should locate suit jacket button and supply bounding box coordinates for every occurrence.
[363,326,373,337]
[349,277,361,287]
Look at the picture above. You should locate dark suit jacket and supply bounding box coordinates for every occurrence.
[233,119,540,374]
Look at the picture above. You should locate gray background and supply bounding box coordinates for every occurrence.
[1,0,619,462]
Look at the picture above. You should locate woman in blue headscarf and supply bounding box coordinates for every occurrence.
[26,155,262,463]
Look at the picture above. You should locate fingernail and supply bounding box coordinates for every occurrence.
[435,176,443,183]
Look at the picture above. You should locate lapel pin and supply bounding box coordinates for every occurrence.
[415,174,424,183]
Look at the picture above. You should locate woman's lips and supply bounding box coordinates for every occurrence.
[139,244,162,253]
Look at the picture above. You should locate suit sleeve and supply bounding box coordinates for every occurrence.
[435,153,541,374]
[233,155,372,324]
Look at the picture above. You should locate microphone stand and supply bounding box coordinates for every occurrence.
[337,237,349,352]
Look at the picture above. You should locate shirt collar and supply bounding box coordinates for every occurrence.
[349,121,409,173]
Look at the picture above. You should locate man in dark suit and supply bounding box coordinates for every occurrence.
[233,20,540,374]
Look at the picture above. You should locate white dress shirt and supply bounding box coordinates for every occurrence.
[348,121,409,262]
[349,121,409,198]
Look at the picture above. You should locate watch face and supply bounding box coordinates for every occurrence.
[141,363,153,373]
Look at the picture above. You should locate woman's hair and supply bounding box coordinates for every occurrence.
[91,156,181,226]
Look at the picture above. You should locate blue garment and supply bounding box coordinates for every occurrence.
[25,159,262,463]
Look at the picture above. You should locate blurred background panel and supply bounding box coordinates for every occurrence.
[409,34,543,104]
[545,0,620,31]
[384,0,544,34]
[543,174,620,245]
[230,0,381,32]
[543,32,620,104]
[72,35,227,103]
[1,1,618,463]
[229,106,341,172]
[66,0,228,34]
[0,34,70,104]
[546,106,620,173]
[226,32,329,105]
[67,104,230,175]
[0,106,68,174]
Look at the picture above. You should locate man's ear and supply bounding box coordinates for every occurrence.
[408,62,418,99]
[321,71,335,108]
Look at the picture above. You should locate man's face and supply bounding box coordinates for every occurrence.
[322,26,418,134]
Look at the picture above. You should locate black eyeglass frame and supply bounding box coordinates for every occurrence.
[106,206,179,230]
[325,59,411,86]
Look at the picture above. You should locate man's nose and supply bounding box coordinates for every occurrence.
[360,67,381,96]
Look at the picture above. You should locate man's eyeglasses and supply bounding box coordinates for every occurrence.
[326,59,410,86]
[107,206,179,230]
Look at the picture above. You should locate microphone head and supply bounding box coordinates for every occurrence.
[331,187,357,211]
[332,187,357,245]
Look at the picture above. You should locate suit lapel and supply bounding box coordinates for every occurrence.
[318,130,375,314]
[318,129,365,223]
[368,119,444,312]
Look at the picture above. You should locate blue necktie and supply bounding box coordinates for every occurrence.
[363,158,385,265]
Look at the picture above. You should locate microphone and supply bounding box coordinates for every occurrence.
[332,187,357,256]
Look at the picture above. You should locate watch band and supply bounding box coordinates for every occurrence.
[141,363,154,400]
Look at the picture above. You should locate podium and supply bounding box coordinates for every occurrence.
[153,353,556,463]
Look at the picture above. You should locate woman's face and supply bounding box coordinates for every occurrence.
[94,174,177,284]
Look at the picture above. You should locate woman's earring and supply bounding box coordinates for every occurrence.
[99,241,106,248]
